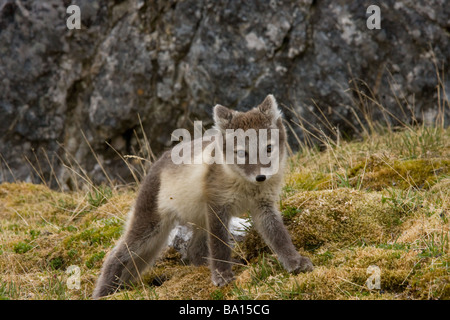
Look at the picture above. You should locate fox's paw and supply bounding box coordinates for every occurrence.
[284,254,314,274]
[211,268,235,287]
[291,255,314,274]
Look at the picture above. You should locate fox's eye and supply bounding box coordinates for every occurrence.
[236,150,246,158]
[266,145,272,153]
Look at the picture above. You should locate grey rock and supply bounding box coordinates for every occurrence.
[0,0,448,187]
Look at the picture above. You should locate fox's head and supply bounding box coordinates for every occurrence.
[213,94,287,183]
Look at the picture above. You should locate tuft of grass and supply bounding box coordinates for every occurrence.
[87,185,113,208]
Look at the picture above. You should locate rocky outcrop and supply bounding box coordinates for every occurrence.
[0,0,448,188]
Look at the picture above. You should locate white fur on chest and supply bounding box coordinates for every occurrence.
[157,162,282,226]
[157,164,208,226]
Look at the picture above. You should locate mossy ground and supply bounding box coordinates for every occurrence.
[0,127,449,299]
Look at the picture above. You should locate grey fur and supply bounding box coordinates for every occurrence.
[187,226,209,266]
[92,95,313,299]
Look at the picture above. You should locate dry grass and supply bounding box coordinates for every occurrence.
[0,126,448,300]
[0,182,134,299]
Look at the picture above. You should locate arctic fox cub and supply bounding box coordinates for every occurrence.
[93,95,313,298]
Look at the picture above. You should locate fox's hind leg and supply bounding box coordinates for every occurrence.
[92,209,174,299]
[207,204,234,286]
[93,160,173,299]
[187,226,209,266]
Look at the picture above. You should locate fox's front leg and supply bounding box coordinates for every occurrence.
[207,204,234,286]
[253,204,314,274]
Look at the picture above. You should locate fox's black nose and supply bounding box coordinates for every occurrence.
[256,175,266,182]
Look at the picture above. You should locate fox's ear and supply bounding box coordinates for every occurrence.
[258,94,282,121]
[213,104,234,130]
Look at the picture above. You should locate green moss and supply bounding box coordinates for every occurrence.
[29,230,40,240]
[13,241,33,254]
[64,218,122,249]
[67,249,78,258]
[48,256,65,270]
[349,158,450,191]
[64,225,77,232]
[288,171,331,191]
[86,251,106,269]
[408,255,450,299]
[279,189,401,250]
[282,207,302,220]
[316,250,334,266]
